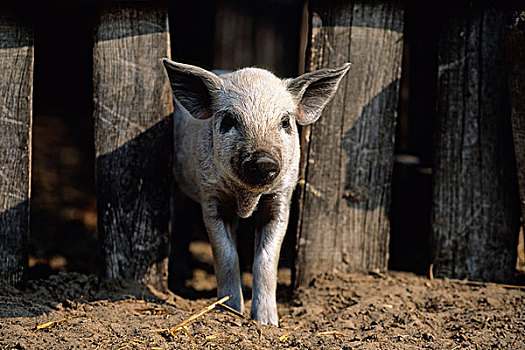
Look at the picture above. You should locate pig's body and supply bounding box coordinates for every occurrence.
[163,60,350,325]
[172,107,214,205]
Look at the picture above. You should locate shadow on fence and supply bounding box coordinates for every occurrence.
[96,115,172,288]
[0,201,30,288]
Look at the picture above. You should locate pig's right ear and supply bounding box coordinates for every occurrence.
[162,58,223,119]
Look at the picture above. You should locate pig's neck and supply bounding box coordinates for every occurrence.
[234,189,261,218]
[216,177,261,219]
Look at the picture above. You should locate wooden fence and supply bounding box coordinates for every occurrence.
[0,1,523,290]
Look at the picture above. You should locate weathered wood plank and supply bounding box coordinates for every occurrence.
[504,13,525,237]
[0,9,33,288]
[432,9,520,282]
[93,5,173,290]
[295,0,404,287]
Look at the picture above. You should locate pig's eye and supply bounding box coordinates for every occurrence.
[281,116,291,130]
[220,114,239,133]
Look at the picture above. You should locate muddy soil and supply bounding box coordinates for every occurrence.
[2,242,524,350]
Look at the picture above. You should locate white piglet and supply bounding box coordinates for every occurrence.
[162,59,350,325]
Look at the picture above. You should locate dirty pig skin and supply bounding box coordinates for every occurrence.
[162,58,351,326]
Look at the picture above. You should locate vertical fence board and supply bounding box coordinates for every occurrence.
[432,9,520,282]
[0,9,33,288]
[504,14,525,236]
[295,0,404,287]
[93,5,173,290]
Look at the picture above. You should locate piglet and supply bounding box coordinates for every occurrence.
[162,59,350,325]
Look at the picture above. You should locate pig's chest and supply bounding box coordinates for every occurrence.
[213,182,262,220]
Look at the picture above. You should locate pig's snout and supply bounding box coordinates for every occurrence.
[241,151,280,187]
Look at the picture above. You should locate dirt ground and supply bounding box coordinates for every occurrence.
[13,109,524,349]
[2,239,524,350]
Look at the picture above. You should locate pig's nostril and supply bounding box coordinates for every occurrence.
[256,157,279,174]
[241,152,281,186]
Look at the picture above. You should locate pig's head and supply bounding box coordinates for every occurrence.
[162,59,351,192]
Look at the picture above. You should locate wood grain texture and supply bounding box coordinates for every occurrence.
[0,9,33,288]
[93,5,173,290]
[295,0,404,287]
[432,9,520,282]
[504,13,525,236]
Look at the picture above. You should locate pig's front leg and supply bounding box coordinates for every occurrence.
[202,201,244,313]
[251,193,290,326]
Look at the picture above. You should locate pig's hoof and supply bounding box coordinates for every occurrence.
[221,295,244,314]
[251,309,279,326]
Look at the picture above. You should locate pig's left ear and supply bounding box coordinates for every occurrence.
[162,58,223,119]
[287,63,351,125]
